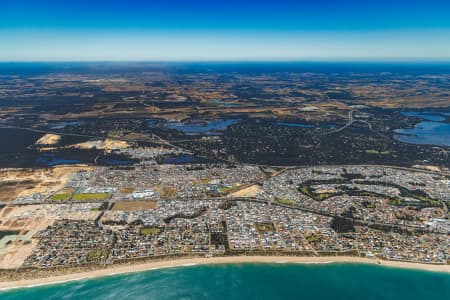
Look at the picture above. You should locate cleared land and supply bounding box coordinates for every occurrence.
[70,139,130,152]
[0,165,91,202]
[112,200,157,211]
[0,205,54,269]
[230,184,263,198]
[35,134,61,146]
[0,180,39,202]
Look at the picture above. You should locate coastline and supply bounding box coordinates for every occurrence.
[0,256,449,291]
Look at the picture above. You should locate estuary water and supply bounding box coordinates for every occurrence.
[394,111,450,146]
[148,118,240,135]
[1,263,450,300]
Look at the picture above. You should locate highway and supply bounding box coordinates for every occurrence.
[320,110,372,135]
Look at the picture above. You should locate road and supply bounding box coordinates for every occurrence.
[321,110,372,135]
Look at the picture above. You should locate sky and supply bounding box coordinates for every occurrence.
[1,0,450,61]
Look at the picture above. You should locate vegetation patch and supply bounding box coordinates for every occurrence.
[140,227,162,235]
[219,201,237,210]
[255,222,276,232]
[306,234,320,243]
[366,150,391,155]
[275,198,294,205]
[72,193,110,201]
[158,184,177,198]
[219,186,236,194]
[299,179,441,208]
[330,208,357,233]
[192,178,212,185]
[0,230,20,239]
[357,180,441,207]
[362,200,376,209]
[330,217,355,233]
[87,249,110,262]
[299,184,341,201]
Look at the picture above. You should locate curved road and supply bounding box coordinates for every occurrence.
[320,110,372,135]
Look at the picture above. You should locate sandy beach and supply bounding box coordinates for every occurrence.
[0,256,448,291]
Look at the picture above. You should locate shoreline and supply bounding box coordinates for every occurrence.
[0,256,449,291]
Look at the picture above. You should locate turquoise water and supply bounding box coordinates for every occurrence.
[2,263,450,300]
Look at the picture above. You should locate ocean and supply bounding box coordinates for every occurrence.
[1,263,450,300]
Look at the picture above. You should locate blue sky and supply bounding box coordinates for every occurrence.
[1,0,450,61]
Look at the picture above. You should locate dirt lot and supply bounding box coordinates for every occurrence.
[35,133,61,145]
[0,180,40,202]
[111,200,158,211]
[70,139,130,151]
[230,184,263,198]
[0,205,54,269]
[0,165,92,202]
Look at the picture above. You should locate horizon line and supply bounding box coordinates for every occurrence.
[2,59,450,64]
